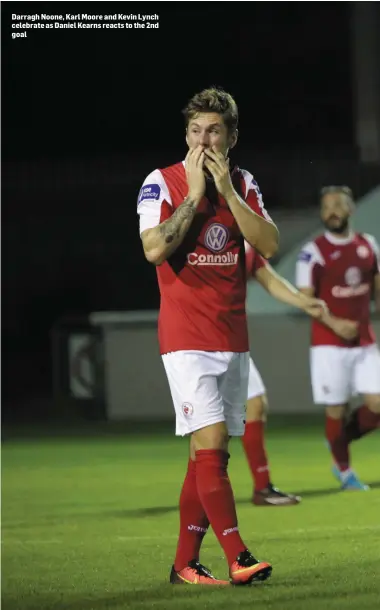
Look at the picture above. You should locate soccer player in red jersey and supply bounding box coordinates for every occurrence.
[243,243,323,505]
[137,87,279,586]
[243,244,356,505]
[296,186,380,490]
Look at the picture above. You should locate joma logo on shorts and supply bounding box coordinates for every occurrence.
[187,252,238,266]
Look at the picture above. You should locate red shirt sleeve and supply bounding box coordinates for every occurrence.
[240,169,273,222]
[245,241,267,278]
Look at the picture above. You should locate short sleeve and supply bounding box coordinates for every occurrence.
[245,240,267,277]
[137,169,172,235]
[240,169,273,222]
[295,241,325,288]
[363,234,380,275]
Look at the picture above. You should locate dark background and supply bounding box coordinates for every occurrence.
[1,2,378,419]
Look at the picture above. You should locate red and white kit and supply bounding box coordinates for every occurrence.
[296,231,380,404]
[244,242,267,400]
[138,161,273,435]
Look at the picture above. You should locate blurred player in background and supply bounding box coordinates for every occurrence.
[242,243,349,505]
[137,87,279,586]
[296,186,380,490]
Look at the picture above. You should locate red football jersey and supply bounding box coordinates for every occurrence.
[244,241,267,277]
[137,161,273,354]
[296,231,380,347]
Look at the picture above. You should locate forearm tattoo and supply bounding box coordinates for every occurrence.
[159,197,197,244]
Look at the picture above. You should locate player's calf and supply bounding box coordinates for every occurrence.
[325,405,350,472]
[345,399,380,443]
[243,395,300,506]
[324,405,370,490]
[173,457,210,572]
[193,422,272,581]
[243,395,271,492]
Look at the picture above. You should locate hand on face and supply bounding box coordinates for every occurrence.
[203,146,234,199]
[185,145,206,201]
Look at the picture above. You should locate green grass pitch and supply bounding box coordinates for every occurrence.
[2,417,380,610]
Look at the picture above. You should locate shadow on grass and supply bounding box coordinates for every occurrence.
[1,582,266,610]
[4,481,380,531]
[292,480,380,498]
[121,480,380,518]
[3,574,380,610]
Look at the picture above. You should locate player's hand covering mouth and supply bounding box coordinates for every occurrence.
[202,149,230,180]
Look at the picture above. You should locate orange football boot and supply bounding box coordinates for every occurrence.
[170,560,230,586]
[230,550,272,585]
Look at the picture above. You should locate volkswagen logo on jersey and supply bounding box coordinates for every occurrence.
[204,223,229,252]
[345,266,361,286]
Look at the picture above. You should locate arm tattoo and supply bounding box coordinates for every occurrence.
[159,196,197,244]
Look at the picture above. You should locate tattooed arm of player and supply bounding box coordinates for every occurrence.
[141,196,200,265]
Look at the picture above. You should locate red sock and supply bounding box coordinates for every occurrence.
[195,449,246,566]
[345,405,380,442]
[242,421,270,492]
[174,458,209,571]
[325,415,350,472]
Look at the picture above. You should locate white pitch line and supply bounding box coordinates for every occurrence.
[2,524,380,546]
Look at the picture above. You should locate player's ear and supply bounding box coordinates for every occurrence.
[342,186,355,214]
[185,129,190,148]
[229,129,238,150]
[346,197,355,216]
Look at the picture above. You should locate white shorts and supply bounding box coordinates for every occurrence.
[162,350,250,437]
[247,357,266,400]
[310,344,380,405]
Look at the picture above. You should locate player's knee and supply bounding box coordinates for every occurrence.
[325,404,347,420]
[246,394,267,422]
[366,395,380,414]
[192,422,229,452]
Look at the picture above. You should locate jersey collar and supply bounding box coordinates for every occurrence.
[324,231,355,245]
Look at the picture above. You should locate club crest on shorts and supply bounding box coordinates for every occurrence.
[204,223,229,252]
[182,403,193,417]
[356,245,369,259]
